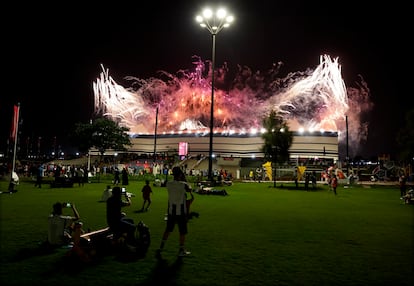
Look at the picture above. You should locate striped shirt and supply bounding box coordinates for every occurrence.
[166,180,189,216]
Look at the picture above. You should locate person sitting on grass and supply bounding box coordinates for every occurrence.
[402,189,414,204]
[101,185,112,202]
[48,202,82,247]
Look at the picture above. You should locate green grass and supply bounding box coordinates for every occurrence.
[0,178,413,286]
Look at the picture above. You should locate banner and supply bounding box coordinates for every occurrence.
[10,104,19,142]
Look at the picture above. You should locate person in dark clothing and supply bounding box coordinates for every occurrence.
[106,186,135,243]
[121,167,129,186]
[331,174,338,195]
[83,166,89,185]
[34,164,43,188]
[311,171,317,190]
[141,180,153,212]
[399,174,407,198]
[113,168,120,185]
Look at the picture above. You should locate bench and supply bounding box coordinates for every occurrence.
[80,227,112,242]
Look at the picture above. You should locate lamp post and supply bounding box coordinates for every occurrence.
[272,146,277,188]
[196,8,234,182]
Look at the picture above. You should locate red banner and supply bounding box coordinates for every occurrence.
[10,105,19,142]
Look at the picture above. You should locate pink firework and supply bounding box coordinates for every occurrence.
[93,54,372,145]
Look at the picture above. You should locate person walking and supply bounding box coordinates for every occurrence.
[156,166,191,258]
[140,179,153,212]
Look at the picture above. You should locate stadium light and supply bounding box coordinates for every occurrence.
[195,8,234,181]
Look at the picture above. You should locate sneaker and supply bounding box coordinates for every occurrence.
[178,249,191,257]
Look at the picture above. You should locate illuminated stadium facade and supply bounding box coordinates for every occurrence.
[90,131,338,162]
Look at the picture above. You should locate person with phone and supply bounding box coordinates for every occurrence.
[47,202,81,246]
[106,186,136,244]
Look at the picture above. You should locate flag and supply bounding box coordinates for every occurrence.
[10,104,20,142]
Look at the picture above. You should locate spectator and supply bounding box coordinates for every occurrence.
[106,186,136,244]
[83,166,89,185]
[311,171,317,189]
[399,174,407,198]
[402,189,413,204]
[156,166,191,258]
[122,167,129,186]
[140,179,153,212]
[48,202,81,246]
[34,164,43,188]
[113,168,120,185]
[101,185,112,202]
[331,174,338,195]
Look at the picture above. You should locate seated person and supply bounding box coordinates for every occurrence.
[101,185,112,202]
[403,189,414,204]
[48,202,81,246]
[106,186,136,244]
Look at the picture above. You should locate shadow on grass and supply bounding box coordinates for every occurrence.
[10,241,60,262]
[143,255,183,285]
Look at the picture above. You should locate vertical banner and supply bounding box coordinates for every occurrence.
[10,104,20,142]
[9,103,20,192]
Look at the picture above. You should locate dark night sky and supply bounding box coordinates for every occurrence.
[1,1,410,159]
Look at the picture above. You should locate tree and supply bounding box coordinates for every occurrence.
[71,117,132,156]
[261,110,293,165]
[261,110,293,186]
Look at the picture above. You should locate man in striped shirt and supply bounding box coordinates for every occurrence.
[157,166,191,257]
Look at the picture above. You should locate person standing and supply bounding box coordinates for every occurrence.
[34,164,43,188]
[331,174,338,195]
[311,170,317,190]
[121,167,129,186]
[113,168,120,185]
[141,179,153,212]
[157,166,191,258]
[83,165,89,185]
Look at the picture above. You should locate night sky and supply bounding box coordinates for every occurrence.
[1,1,409,160]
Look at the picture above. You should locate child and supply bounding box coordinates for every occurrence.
[141,180,153,212]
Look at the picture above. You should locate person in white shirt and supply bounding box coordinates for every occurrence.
[157,166,191,257]
[48,202,81,246]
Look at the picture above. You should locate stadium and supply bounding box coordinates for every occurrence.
[89,55,371,179]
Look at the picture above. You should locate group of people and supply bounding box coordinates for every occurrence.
[47,166,194,258]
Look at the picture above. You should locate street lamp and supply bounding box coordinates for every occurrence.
[196,8,234,182]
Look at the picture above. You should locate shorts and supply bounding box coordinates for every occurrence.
[165,214,188,235]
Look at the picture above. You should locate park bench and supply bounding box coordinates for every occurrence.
[80,226,112,242]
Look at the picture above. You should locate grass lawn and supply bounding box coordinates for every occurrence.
[0,177,413,286]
